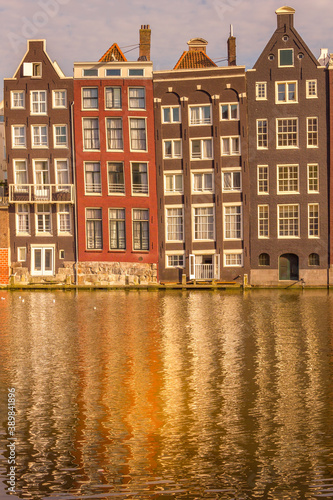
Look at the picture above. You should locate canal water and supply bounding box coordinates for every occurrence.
[0,289,333,499]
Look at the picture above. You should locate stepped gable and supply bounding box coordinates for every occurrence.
[99,43,127,62]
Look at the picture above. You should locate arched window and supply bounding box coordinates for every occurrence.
[309,253,320,266]
[259,253,270,266]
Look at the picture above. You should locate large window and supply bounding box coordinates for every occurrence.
[278,205,299,238]
[191,139,213,159]
[276,118,298,148]
[307,164,319,193]
[58,204,71,234]
[129,118,147,151]
[162,106,180,123]
[53,125,68,148]
[108,163,125,194]
[11,91,25,109]
[307,117,318,147]
[106,118,123,150]
[222,170,241,192]
[258,205,269,238]
[84,162,101,194]
[109,208,126,249]
[277,165,299,193]
[308,204,319,237]
[132,209,149,250]
[131,163,148,195]
[192,172,213,193]
[31,91,47,114]
[166,207,184,241]
[221,103,239,120]
[193,206,214,240]
[164,173,183,194]
[53,90,67,108]
[55,160,69,187]
[105,87,121,109]
[82,87,98,109]
[12,126,26,148]
[189,105,211,125]
[86,208,103,249]
[221,136,240,155]
[257,120,268,149]
[163,139,182,159]
[224,205,242,240]
[36,204,52,234]
[83,118,100,150]
[16,204,30,234]
[14,160,28,187]
[258,166,269,194]
[34,160,50,186]
[129,88,145,109]
[276,81,297,103]
[32,125,48,147]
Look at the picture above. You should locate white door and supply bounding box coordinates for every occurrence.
[31,247,54,276]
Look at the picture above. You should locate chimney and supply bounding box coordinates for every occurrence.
[139,25,151,61]
[227,25,236,66]
[276,6,295,30]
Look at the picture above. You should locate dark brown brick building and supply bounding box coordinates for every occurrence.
[153,36,250,283]
[247,7,329,286]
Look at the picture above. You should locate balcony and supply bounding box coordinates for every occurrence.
[194,263,213,280]
[9,184,74,203]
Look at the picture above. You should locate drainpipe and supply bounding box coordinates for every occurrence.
[70,101,78,286]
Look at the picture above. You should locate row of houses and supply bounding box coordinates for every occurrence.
[1,6,332,287]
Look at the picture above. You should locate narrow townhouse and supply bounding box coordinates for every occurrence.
[4,40,75,283]
[247,7,329,286]
[153,35,249,283]
[73,27,158,285]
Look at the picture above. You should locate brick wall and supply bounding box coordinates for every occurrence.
[0,207,9,285]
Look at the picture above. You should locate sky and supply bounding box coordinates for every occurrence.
[1,0,333,101]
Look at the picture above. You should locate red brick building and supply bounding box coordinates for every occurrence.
[73,27,158,284]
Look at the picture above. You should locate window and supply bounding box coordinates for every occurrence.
[258,205,269,238]
[166,254,185,268]
[12,126,26,148]
[306,80,317,98]
[279,48,294,67]
[221,136,240,155]
[162,106,180,123]
[131,163,148,195]
[129,118,147,151]
[32,125,48,147]
[307,117,318,147]
[109,209,126,250]
[86,208,103,249]
[259,253,270,266]
[224,205,242,240]
[105,87,121,109]
[276,81,297,103]
[276,118,298,148]
[55,160,69,187]
[31,247,54,276]
[221,103,239,120]
[53,125,68,148]
[128,68,144,76]
[14,160,28,189]
[34,160,50,186]
[222,170,241,192]
[32,63,41,77]
[30,91,47,114]
[58,204,71,234]
[277,165,299,193]
[309,253,320,266]
[256,82,267,100]
[36,204,52,234]
[224,251,243,267]
[82,88,98,109]
[166,207,184,241]
[11,91,25,109]
[83,118,100,150]
[308,204,319,237]
[163,139,182,159]
[83,69,98,77]
[106,69,121,76]
[84,162,101,194]
[132,209,149,250]
[108,163,125,194]
[16,204,30,234]
[258,166,269,194]
[164,173,183,194]
[59,250,65,259]
[308,164,319,193]
[106,118,123,150]
[278,205,299,238]
[129,87,145,109]
[192,172,214,193]
[17,247,27,262]
[191,139,213,159]
[189,105,211,125]
[53,90,67,108]
[257,120,268,149]
[193,206,214,240]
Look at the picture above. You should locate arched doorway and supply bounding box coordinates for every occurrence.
[279,253,299,280]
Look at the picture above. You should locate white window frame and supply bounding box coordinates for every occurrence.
[16,204,30,235]
[129,117,147,152]
[308,203,319,238]
[105,86,122,109]
[278,48,294,67]
[84,162,102,195]
[82,118,100,150]
[108,162,125,195]
[275,81,298,103]
[55,159,70,187]
[192,170,214,194]
[86,208,103,250]
[257,165,269,195]
[164,172,183,195]
[223,203,243,241]
[11,91,25,109]
[30,90,47,115]
[33,159,50,188]
[256,119,268,149]
[192,204,215,242]
[31,125,48,148]
[35,204,52,235]
[14,160,28,188]
[165,252,185,269]
[163,139,182,159]
[306,80,317,99]
[277,204,299,239]
[222,168,242,192]
[131,162,149,196]
[82,87,99,110]
[106,117,123,151]
[307,117,318,148]
[17,247,27,262]
[165,205,184,242]
[255,82,267,100]
[189,105,212,125]
[32,63,42,77]
[220,102,239,121]
[57,204,72,235]
[221,136,241,156]
[276,118,298,149]
[52,90,67,108]
[53,125,68,148]
[132,208,149,251]
[109,208,126,251]
[162,106,181,124]
[12,125,26,148]
[258,205,269,239]
[128,87,146,109]
[277,164,299,194]
[190,138,213,160]
[223,250,243,267]
[307,163,319,193]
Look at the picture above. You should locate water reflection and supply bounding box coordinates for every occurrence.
[0,290,333,499]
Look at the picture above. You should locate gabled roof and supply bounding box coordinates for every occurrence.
[173,50,217,70]
[99,43,127,63]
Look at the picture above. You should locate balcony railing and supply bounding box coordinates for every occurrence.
[195,264,213,280]
[9,184,74,203]
[108,183,125,194]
